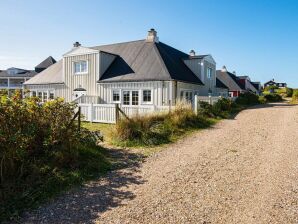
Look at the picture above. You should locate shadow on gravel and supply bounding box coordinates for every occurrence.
[17,148,146,224]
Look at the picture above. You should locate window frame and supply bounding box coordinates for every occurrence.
[207,67,213,79]
[112,89,120,103]
[74,60,88,75]
[180,89,194,102]
[142,89,153,104]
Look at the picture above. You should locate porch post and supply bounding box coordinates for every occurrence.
[194,95,198,115]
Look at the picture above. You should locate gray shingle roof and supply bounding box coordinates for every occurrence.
[35,56,56,72]
[92,40,203,84]
[216,78,228,89]
[24,60,63,85]
[0,70,37,78]
[216,70,245,91]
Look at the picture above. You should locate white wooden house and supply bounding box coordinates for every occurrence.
[24,29,227,122]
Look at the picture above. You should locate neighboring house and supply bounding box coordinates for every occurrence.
[215,78,229,97]
[264,79,287,88]
[251,81,262,95]
[0,56,56,93]
[237,76,259,94]
[24,29,222,105]
[216,66,245,97]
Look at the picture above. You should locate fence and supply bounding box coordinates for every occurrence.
[78,103,173,124]
[77,96,225,124]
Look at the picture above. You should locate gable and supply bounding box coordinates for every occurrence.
[63,46,99,57]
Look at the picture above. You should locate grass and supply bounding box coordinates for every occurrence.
[81,122,114,142]
[1,144,112,222]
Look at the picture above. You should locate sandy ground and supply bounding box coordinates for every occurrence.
[19,103,298,224]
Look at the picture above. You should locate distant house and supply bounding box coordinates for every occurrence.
[24,29,226,104]
[251,82,262,95]
[264,79,287,88]
[0,56,56,93]
[216,66,246,97]
[237,76,259,95]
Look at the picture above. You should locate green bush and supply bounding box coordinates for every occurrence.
[0,92,110,222]
[286,87,294,97]
[258,96,267,104]
[235,92,260,105]
[292,89,298,102]
[264,93,283,102]
[198,98,236,118]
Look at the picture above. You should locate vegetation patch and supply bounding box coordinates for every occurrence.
[0,92,111,222]
[111,102,217,147]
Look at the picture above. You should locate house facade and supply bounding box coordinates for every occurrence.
[264,79,287,88]
[24,29,227,105]
[238,76,259,94]
[0,56,56,94]
[216,66,245,97]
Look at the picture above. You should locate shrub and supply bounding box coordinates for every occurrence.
[0,92,110,222]
[264,93,282,102]
[292,89,298,102]
[258,96,267,104]
[286,87,294,97]
[235,92,260,105]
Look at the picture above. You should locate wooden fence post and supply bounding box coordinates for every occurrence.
[194,95,198,115]
[115,104,120,123]
[89,103,94,123]
[169,100,172,113]
[209,95,212,105]
[78,107,81,132]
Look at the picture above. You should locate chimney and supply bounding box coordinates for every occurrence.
[146,28,159,43]
[73,41,81,47]
[221,65,227,72]
[189,50,196,57]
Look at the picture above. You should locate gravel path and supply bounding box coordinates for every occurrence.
[19,103,298,224]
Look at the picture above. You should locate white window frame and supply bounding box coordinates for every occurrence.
[207,67,213,79]
[141,89,153,105]
[74,60,88,75]
[180,89,194,102]
[121,90,140,106]
[112,89,121,103]
[31,89,55,102]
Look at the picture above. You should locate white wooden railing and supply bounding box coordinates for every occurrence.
[78,103,173,124]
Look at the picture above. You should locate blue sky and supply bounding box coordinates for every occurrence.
[1,0,297,87]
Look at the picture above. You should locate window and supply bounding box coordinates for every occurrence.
[207,67,212,79]
[180,90,193,102]
[123,91,130,105]
[32,91,37,97]
[49,91,54,100]
[74,61,88,74]
[113,90,120,102]
[43,92,48,102]
[132,91,139,105]
[143,90,152,103]
[38,92,42,99]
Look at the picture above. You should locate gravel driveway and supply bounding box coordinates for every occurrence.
[19,103,298,224]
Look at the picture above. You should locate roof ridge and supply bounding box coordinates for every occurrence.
[90,39,145,49]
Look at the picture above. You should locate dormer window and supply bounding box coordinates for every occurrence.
[207,67,213,79]
[74,61,88,74]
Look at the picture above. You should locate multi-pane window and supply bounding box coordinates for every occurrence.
[180,90,193,102]
[113,90,120,102]
[207,67,212,79]
[74,61,88,74]
[123,91,130,105]
[43,92,48,102]
[143,90,152,103]
[132,91,139,105]
[32,91,37,97]
[49,91,54,100]
[38,92,42,99]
